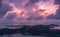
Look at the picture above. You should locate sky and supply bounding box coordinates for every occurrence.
[0,0,60,25]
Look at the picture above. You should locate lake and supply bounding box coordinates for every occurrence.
[0,33,47,37]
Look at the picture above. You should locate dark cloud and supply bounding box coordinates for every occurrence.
[25,0,40,6]
[9,0,22,3]
[0,0,2,17]
[27,16,43,20]
[0,4,11,18]
[28,0,40,4]
[54,0,60,5]
[47,6,60,19]
[43,0,48,2]
[6,13,16,20]
[0,0,2,8]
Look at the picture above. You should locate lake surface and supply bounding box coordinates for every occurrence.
[0,34,46,37]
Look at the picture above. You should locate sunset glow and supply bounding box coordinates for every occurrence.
[0,0,60,25]
[4,0,59,19]
[1,1,60,36]
[39,5,58,17]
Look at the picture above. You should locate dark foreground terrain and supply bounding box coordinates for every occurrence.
[0,24,60,37]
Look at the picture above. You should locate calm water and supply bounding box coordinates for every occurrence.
[0,34,46,37]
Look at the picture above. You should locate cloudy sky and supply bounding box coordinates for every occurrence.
[0,0,60,25]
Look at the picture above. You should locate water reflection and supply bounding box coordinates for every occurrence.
[0,33,60,37]
[0,33,46,37]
